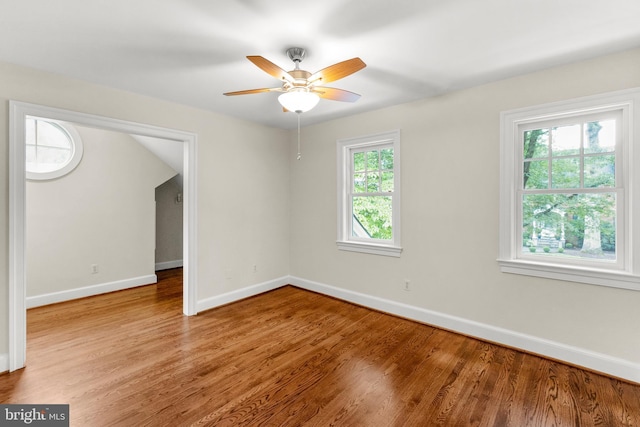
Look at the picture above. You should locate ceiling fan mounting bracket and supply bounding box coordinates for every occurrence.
[286,47,306,65]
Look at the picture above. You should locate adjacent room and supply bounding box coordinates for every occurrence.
[1,1,639,425]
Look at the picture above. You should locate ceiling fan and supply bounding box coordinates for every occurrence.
[223,47,366,113]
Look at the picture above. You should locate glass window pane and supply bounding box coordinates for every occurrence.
[353,173,366,193]
[38,146,71,165]
[584,155,615,188]
[26,145,36,163]
[26,118,76,176]
[584,120,616,154]
[524,160,548,189]
[552,124,581,156]
[366,172,380,192]
[523,129,549,159]
[552,158,580,188]
[353,152,365,172]
[521,192,616,261]
[380,148,394,170]
[352,196,392,240]
[381,171,394,192]
[26,117,36,144]
[34,147,72,173]
[37,121,72,149]
[367,150,379,170]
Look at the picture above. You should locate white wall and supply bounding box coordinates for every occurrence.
[155,175,183,269]
[289,48,640,368]
[0,61,291,358]
[26,125,176,299]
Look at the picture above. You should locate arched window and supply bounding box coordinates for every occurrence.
[26,117,83,180]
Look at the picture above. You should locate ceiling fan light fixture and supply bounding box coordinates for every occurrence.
[278,89,320,113]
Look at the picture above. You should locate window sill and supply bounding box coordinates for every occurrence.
[497,258,640,291]
[337,241,402,257]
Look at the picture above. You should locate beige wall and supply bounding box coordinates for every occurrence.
[0,61,291,356]
[26,125,176,297]
[3,48,640,373]
[289,48,640,364]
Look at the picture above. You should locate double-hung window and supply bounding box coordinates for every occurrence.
[499,89,640,290]
[337,130,401,257]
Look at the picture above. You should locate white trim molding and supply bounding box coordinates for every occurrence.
[289,276,640,384]
[336,129,402,256]
[499,87,640,290]
[498,258,640,291]
[155,260,184,271]
[12,269,638,383]
[26,275,157,309]
[0,354,9,374]
[335,241,402,257]
[9,101,198,372]
[196,276,290,313]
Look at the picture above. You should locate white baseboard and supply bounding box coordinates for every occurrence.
[155,260,183,271]
[0,353,8,374]
[26,275,158,309]
[10,275,638,382]
[289,276,640,384]
[196,276,290,313]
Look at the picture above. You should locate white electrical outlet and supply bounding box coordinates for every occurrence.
[91,264,99,274]
[253,264,257,273]
[404,279,410,291]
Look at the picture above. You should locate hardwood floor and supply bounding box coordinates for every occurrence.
[1,268,639,426]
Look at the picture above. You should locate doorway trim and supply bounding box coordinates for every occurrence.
[9,101,198,371]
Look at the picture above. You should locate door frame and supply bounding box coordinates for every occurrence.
[9,101,198,371]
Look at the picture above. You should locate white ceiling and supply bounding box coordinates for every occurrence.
[2,0,640,129]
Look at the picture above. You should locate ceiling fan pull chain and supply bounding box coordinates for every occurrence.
[296,112,302,160]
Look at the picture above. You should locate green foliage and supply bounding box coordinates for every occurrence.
[367,150,379,170]
[529,246,537,253]
[558,247,564,253]
[351,148,395,241]
[521,120,617,258]
[543,246,550,253]
[523,129,549,189]
[354,152,365,171]
[600,221,616,251]
[380,149,393,170]
[353,196,392,240]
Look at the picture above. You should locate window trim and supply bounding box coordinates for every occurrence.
[337,129,402,257]
[26,117,83,181]
[498,88,640,291]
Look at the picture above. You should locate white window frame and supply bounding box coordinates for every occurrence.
[26,117,83,181]
[498,88,640,291]
[337,129,402,257]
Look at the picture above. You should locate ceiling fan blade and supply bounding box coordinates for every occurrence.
[223,87,283,96]
[308,58,366,84]
[312,86,361,102]
[247,56,295,83]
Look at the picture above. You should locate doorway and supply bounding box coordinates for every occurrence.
[9,101,198,371]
